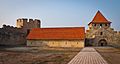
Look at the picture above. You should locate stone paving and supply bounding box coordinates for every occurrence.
[68,47,108,64]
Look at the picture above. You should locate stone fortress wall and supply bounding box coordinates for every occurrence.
[0,18,41,46]
[0,14,120,47]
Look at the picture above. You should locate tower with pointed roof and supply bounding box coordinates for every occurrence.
[86,11,120,46]
[88,11,111,30]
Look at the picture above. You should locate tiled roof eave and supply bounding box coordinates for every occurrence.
[27,38,85,40]
[88,21,111,25]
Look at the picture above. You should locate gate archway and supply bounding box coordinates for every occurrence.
[98,39,107,46]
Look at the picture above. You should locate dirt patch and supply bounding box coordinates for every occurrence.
[0,47,81,64]
[95,47,120,64]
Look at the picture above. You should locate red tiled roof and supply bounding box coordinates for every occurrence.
[88,11,111,25]
[27,27,85,40]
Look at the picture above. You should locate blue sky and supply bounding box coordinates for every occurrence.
[0,0,120,30]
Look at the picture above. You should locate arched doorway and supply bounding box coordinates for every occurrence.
[98,39,107,46]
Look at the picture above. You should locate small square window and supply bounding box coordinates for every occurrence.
[100,24,102,26]
[105,24,107,26]
[100,32,103,35]
[89,27,92,29]
[77,42,78,44]
[65,42,67,44]
[94,24,96,26]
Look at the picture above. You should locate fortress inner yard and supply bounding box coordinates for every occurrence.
[0,11,120,64]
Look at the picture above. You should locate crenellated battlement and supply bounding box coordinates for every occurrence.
[2,24,17,29]
[16,18,41,29]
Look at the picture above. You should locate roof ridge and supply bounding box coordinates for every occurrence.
[31,27,85,30]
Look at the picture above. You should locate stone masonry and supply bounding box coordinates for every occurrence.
[86,11,120,46]
[0,11,120,46]
[0,18,41,46]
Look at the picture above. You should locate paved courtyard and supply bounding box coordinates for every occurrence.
[68,47,108,64]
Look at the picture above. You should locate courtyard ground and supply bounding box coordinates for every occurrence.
[95,47,120,64]
[0,47,81,64]
[0,46,120,64]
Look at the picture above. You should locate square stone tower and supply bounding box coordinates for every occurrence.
[85,11,117,46]
[16,18,41,35]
